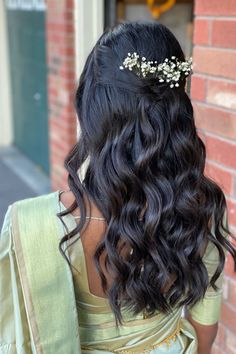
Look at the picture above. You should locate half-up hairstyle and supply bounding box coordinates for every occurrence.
[58,21,236,324]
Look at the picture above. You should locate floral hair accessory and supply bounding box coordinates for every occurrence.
[119,53,193,88]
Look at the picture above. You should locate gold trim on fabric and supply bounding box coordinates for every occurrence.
[12,204,44,354]
[81,320,182,354]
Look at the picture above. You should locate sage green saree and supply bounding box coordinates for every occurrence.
[0,192,225,354]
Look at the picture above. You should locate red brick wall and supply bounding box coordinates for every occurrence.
[192,0,236,352]
[46,0,77,191]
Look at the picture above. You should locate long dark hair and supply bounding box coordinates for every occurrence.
[58,21,236,324]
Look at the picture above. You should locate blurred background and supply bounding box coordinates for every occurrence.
[0,0,235,351]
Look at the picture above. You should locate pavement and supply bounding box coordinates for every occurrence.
[0,146,51,229]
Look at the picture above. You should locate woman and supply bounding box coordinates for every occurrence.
[1,21,236,354]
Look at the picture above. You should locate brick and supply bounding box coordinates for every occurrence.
[223,278,229,301]
[195,0,236,16]
[51,169,68,191]
[50,144,68,160]
[46,32,69,44]
[191,75,206,101]
[51,153,64,165]
[48,79,72,93]
[193,47,236,80]
[197,130,206,143]
[48,87,58,98]
[65,0,74,8]
[227,199,236,228]
[212,20,236,49]
[221,302,236,332]
[205,162,233,195]
[224,347,236,354]
[194,104,236,140]
[58,39,75,52]
[59,69,76,80]
[53,164,66,177]
[225,255,236,281]
[207,79,236,110]
[234,177,236,197]
[50,133,73,151]
[47,11,74,24]
[226,329,236,353]
[230,235,236,249]
[215,323,226,347]
[228,279,236,308]
[193,18,209,45]
[49,120,76,140]
[47,0,67,10]
[205,135,236,170]
[46,22,74,33]
[212,344,226,354]
[47,0,74,11]
[59,46,75,57]
[47,0,76,190]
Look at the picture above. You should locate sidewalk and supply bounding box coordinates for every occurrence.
[0,146,51,228]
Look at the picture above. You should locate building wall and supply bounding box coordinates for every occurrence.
[46,0,77,190]
[192,0,236,352]
[47,0,104,191]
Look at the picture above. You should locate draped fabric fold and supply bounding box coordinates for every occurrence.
[0,191,224,353]
[12,192,81,354]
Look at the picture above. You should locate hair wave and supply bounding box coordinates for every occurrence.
[58,22,236,324]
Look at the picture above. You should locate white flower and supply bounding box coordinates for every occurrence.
[120,52,193,87]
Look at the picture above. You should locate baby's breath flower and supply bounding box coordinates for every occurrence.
[120,53,193,88]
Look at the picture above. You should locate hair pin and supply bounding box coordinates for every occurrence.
[119,53,193,88]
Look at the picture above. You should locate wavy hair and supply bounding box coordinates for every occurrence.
[58,22,236,324]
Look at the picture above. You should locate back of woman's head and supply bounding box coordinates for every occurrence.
[60,21,235,324]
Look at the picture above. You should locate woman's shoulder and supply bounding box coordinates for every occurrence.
[13,190,60,210]
[0,191,60,247]
[7,191,60,225]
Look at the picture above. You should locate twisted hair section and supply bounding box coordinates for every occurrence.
[58,22,236,324]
